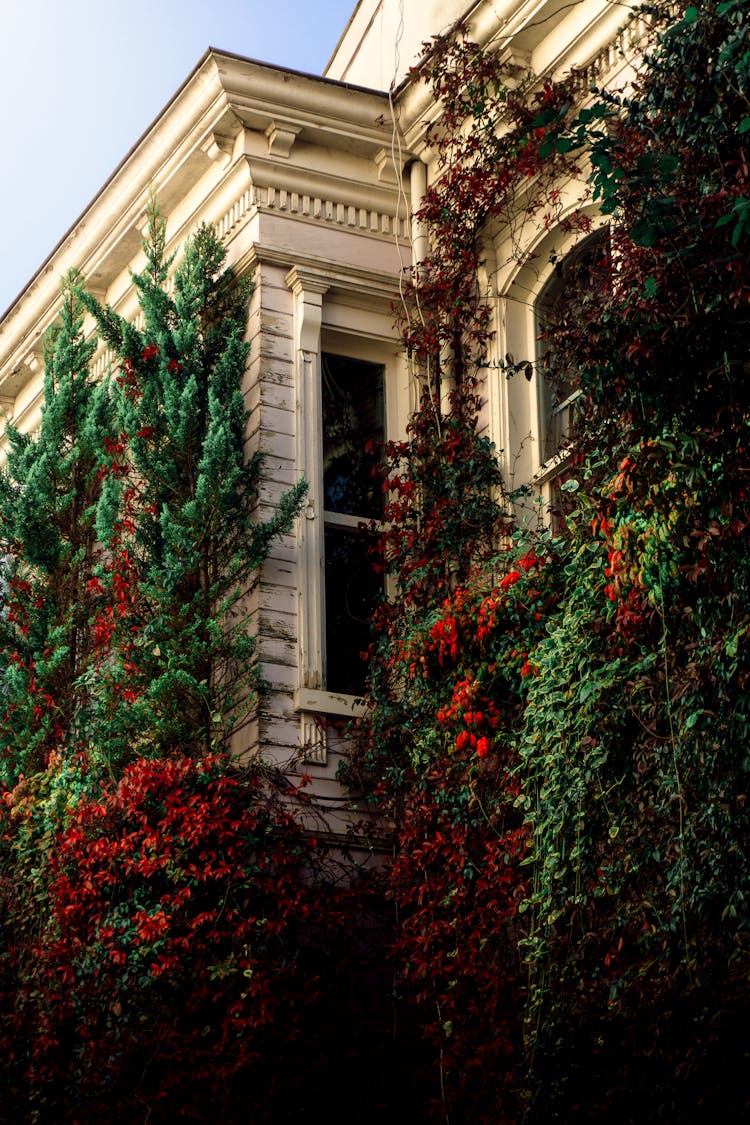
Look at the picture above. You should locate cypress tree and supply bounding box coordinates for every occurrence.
[79,206,305,766]
[0,279,112,785]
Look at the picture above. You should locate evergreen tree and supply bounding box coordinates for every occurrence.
[78,207,305,767]
[0,280,112,785]
[0,214,340,1123]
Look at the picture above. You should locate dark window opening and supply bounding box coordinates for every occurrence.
[324,525,382,697]
[322,353,385,520]
[321,353,385,696]
[536,229,609,463]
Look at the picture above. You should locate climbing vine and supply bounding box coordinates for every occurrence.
[2,3,749,1120]
[353,3,750,1120]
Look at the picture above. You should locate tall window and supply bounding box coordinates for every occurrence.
[536,229,608,464]
[321,352,384,696]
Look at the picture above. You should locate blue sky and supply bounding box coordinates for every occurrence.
[1,0,357,314]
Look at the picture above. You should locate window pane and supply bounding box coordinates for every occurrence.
[324,525,380,696]
[322,353,385,519]
[536,230,609,461]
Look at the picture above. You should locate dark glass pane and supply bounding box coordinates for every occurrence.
[322,353,385,519]
[544,392,585,462]
[536,230,609,459]
[324,526,380,696]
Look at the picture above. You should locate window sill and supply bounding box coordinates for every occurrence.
[294,687,367,719]
[533,445,574,486]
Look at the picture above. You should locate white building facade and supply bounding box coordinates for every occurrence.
[0,0,642,806]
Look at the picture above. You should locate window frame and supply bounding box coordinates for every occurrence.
[534,227,608,474]
[286,264,409,761]
[485,212,608,523]
[320,347,387,700]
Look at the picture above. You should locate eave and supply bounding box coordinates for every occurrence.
[0,48,406,411]
[394,0,636,154]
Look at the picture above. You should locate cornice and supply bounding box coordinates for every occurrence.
[0,49,411,411]
[219,179,408,243]
[395,0,639,153]
[238,143,405,217]
[214,53,393,158]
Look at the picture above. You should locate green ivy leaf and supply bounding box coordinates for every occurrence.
[631,219,660,247]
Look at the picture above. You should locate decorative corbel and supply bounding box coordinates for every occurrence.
[201,131,234,169]
[478,234,499,301]
[134,209,152,239]
[374,147,399,185]
[265,121,302,158]
[299,713,327,765]
[23,351,42,377]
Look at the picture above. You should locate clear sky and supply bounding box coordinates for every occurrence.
[0,0,358,315]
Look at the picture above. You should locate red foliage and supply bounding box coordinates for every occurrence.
[1,756,356,1122]
[391,793,528,1122]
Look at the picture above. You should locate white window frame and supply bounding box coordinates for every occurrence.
[286,266,409,761]
[485,210,607,523]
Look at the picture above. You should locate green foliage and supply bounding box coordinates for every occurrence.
[359,4,750,1120]
[0,281,113,783]
[77,206,305,767]
[0,208,305,782]
[568,0,750,430]
[0,210,330,1121]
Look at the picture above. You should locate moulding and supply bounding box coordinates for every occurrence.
[213,156,409,249]
[396,0,641,151]
[236,243,403,306]
[257,182,407,238]
[0,49,402,401]
[215,187,257,243]
[285,265,331,301]
[238,138,406,215]
[217,55,392,155]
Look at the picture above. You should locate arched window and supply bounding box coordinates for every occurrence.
[482,213,608,525]
[535,228,610,465]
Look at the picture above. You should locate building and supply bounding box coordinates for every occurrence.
[0,0,641,815]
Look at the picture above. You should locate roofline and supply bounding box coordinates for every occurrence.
[210,43,392,97]
[0,46,390,323]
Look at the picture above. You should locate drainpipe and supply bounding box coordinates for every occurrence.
[409,157,429,266]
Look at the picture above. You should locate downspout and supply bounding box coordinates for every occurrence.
[409,157,429,265]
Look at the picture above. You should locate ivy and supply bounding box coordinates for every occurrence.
[356,3,750,1120]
